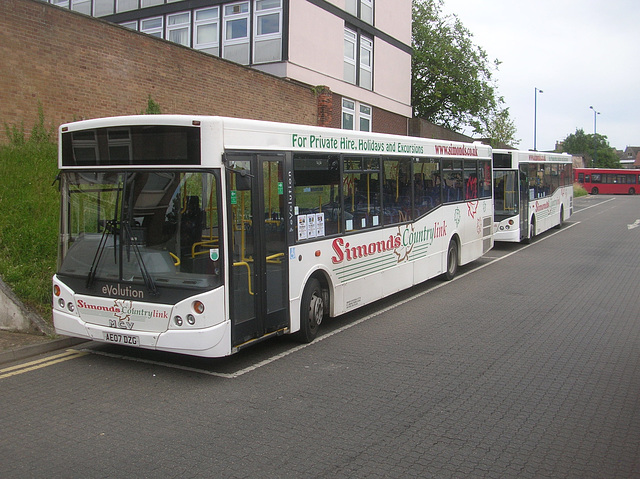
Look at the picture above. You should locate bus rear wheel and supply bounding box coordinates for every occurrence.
[297,278,324,343]
[591,187,599,195]
[629,188,636,195]
[555,206,564,229]
[443,240,458,281]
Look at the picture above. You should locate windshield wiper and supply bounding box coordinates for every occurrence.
[86,183,122,290]
[122,222,158,296]
[86,219,117,289]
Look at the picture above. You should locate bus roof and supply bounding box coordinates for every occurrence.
[60,114,493,159]
[493,149,572,164]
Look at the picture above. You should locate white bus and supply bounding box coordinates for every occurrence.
[53,115,494,357]
[493,149,573,242]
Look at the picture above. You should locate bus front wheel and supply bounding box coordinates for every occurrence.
[443,240,459,281]
[630,188,636,195]
[297,278,324,343]
[591,187,599,195]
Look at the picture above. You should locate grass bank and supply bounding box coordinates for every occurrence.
[0,141,58,322]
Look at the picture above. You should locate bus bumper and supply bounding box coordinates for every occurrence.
[53,310,232,358]
[493,225,521,242]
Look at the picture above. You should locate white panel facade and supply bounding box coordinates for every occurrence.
[288,1,344,81]
[374,0,412,46]
[288,0,412,117]
[373,36,411,112]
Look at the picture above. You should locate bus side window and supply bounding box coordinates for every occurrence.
[293,154,341,239]
[442,160,463,203]
[383,158,411,224]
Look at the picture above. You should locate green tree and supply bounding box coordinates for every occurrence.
[474,106,520,148]
[561,128,619,168]
[412,0,501,132]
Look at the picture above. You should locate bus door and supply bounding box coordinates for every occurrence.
[226,153,288,347]
[519,165,530,241]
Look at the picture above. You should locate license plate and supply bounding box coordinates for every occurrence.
[103,332,139,346]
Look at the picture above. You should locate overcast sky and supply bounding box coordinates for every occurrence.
[440,0,640,151]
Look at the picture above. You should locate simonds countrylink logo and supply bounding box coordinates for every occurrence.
[330,222,447,265]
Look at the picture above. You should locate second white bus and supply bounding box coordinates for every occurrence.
[493,149,573,242]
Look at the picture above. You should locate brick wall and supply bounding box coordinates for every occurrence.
[408,118,474,142]
[0,0,318,143]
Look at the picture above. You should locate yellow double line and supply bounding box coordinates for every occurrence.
[0,349,87,380]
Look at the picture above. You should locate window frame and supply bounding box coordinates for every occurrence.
[359,35,373,90]
[141,16,164,38]
[167,11,191,47]
[342,98,373,132]
[253,0,283,64]
[222,1,251,64]
[193,6,221,54]
[343,27,358,85]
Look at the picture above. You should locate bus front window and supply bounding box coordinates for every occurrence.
[494,170,518,219]
[58,171,222,295]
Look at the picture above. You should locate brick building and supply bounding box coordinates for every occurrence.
[3,0,412,141]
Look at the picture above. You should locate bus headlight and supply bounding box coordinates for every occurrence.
[58,298,65,308]
[187,314,196,325]
[174,316,183,327]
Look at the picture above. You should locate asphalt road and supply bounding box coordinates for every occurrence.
[2,195,639,478]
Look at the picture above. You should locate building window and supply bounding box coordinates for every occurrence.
[359,104,371,132]
[359,35,373,90]
[346,0,373,25]
[361,0,373,24]
[116,0,137,13]
[342,98,355,130]
[194,7,220,56]
[71,0,91,14]
[167,12,191,47]
[342,99,372,132]
[223,1,250,65]
[344,28,357,85]
[253,0,282,63]
[141,16,163,38]
[344,28,373,90]
[119,20,138,30]
[94,0,114,16]
[51,0,70,7]
[141,0,163,7]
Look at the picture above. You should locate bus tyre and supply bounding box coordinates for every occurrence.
[591,187,599,195]
[555,206,564,229]
[522,217,535,244]
[630,188,635,195]
[443,240,458,281]
[297,278,324,343]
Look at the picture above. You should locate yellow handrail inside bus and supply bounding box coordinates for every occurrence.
[266,252,284,264]
[169,252,180,266]
[191,238,219,258]
[233,261,254,295]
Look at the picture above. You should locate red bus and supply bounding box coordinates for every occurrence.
[574,168,640,195]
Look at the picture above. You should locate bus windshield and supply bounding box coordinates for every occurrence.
[58,170,222,296]
[494,170,518,217]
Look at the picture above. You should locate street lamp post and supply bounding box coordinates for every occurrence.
[534,87,543,151]
[589,105,600,167]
